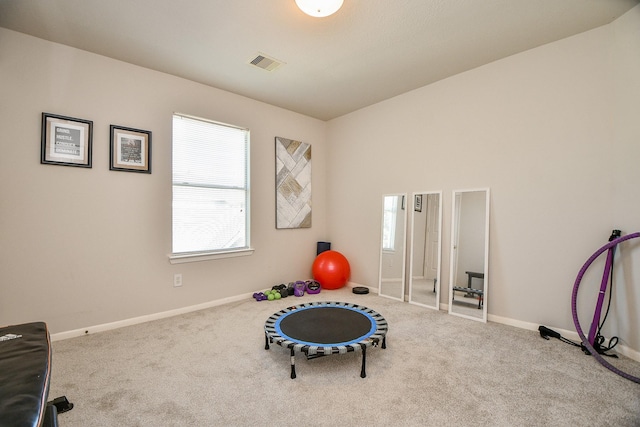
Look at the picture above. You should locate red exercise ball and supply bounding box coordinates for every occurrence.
[312,250,351,290]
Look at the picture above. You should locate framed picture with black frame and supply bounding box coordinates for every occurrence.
[41,113,93,168]
[109,125,152,173]
[415,194,423,212]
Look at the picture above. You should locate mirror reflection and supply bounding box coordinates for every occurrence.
[378,194,407,301]
[409,192,442,310]
[449,189,490,322]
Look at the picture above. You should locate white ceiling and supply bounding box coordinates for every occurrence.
[1,0,638,120]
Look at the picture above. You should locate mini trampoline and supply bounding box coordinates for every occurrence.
[264,301,388,379]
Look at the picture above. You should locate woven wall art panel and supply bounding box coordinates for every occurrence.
[275,136,311,229]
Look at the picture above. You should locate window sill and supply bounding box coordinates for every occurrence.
[169,248,255,264]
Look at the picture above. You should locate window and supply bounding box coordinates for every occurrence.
[172,114,250,259]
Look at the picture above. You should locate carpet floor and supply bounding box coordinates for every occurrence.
[49,287,640,426]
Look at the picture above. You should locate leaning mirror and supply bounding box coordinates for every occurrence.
[408,191,442,310]
[378,194,408,301]
[448,189,490,322]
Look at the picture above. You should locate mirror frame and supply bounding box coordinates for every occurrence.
[408,191,443,310]
[448,188,490,322]
[378,193,408,302]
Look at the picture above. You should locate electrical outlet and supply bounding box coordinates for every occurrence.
[174,273,183,287]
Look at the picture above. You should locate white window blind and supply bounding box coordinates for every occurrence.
[172,114,250,255]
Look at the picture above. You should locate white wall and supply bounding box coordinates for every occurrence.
[607,5,640,354]
[0,28,328,334]
[1,6,639,354]
[326,6,640,352]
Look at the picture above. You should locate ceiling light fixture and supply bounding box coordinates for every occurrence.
[295,0,344,18]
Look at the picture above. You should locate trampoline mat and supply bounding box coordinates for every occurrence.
[278,307,374,346]
[265,302,388,355]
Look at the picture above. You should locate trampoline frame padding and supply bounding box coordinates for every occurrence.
[264,301,388,379]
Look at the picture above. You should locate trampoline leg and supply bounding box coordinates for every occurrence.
[382,336,386,349]
[264,333,270,350]
[360,344,367,378]
[290,347,297,379]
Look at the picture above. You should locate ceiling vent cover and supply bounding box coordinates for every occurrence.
[249,53,285,72]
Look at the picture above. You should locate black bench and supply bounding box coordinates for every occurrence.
[0,322,72,427]
[452,271,484,309]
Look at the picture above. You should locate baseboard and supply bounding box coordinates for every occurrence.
[346,281,378,294]
[488,313,544,334]
[618,344,640,362]
[51,292,252,342]
[51,284,640,363]
[488,313,640,363]
[53,284,370,341]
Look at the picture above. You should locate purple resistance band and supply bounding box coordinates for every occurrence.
[587,235,618,346]
[571,232,640,384]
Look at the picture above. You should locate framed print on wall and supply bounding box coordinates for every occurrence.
[415,194,423,212]
[275,136,311,229]
[110,125,152,173]
[41,113,93,168]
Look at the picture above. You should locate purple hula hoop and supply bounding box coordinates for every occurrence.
[571,232,640,384]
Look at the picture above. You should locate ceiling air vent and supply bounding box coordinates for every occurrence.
[248,53,285,72]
